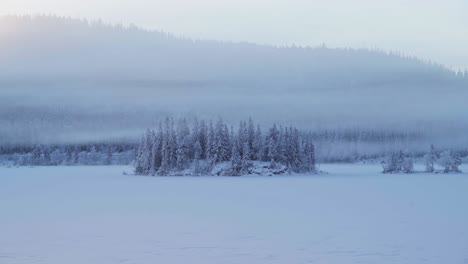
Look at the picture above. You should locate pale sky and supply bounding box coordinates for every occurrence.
[1,0,467,69]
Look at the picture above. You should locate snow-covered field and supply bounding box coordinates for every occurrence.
[1,164,467,264]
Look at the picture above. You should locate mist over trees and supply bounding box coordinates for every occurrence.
[1,15,468,160]
[0,143,135,166]
[1,15,466,86]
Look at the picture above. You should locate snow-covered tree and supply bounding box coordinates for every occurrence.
[158,119,172,176]
[302,139,316,173]
[241,142,253,174]
[253,125,263,160]
[206,120,215,161]
[176,118,191,170]
[31,145,41,166]
[438,150,462,173]
[193,140,202,175]
[382,151,413,173]
[230,140,242,175]
[424,144,438,173]
[40,145,51,165]
[267,124,280,168]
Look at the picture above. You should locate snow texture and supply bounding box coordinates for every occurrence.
[0,164,467,264]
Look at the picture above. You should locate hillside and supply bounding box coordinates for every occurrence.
[0,15,467,154]
[0,15,466,90]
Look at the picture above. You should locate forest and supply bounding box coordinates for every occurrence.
[133,117,317,176]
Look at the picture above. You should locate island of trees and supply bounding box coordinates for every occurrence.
[134,117,317,176]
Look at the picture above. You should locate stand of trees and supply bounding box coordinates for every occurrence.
[382,151,414,173]
[134,117,317,176]
[425,145,462,173]
[0,144,135,166]
[383,145,463,174]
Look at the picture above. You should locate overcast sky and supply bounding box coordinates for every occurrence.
[1,0,467,69]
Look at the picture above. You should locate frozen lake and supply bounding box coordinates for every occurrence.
[1,164,467,264]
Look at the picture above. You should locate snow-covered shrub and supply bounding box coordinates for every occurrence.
[382,151,413,174]
[401,157,414,173]
[438,150,462,173]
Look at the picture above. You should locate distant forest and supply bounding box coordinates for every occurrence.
[1,15,467,159]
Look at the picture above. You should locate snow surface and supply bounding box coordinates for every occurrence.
[1,164,467,264]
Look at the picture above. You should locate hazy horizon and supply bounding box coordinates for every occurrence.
[1,0,467,70]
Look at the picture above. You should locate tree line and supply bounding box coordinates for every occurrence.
[134,117,317,176]
[0,144,134,166]
[382,144,463,174]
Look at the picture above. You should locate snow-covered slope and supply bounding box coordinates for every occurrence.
[0,164,467,264]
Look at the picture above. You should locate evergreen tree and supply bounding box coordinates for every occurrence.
[253,125,263,161]
[31,145,41,166]
[193,140,202,175]
[199,119,208,159]
[41,145,51,165]
[247,117,255,159]
[176,118,191,170]
[72,145,80,165]
[206,120,215,161]
[168,118,178,169]
[438,150,462,173]
[241,142,253,174]
[230,140,242,175]
[424,144,437,172]
[303,140,317,173]
[134,136,146,175]
[383,151,412,173]
[267,124,280,168]
[105,146,112,165]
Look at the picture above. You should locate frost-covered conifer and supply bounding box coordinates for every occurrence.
[41,145,51,165]
[267,124,280,168]
[176,118,191,170]
[241,142,253,174]
[230,141,242,175]
[253,125,263,161]
[193,141,202,175]
[424,144,437,173]
[31,145,41,166]
[383,151,412,173]
[438,150,462,173]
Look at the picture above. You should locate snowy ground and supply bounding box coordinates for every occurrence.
[1,164,467,264]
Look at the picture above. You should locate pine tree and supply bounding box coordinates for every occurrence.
[267,124,280,168]
[31,145,41,166]
[88,145,100,166]
[241,142,253,174]
[193,141,202,175]
[158,118,172,176]
[452,152,462,172]
[168,118,178,169]
[199,119,208,159]
[424,144,437,172]
[72,145,80,165]
[213,118,230,162]
[105,146,112,165]
[230,140,242,175]
[141,129,153,174]
[41,145,51,165]
[383,152,400,173]
[176,118,191,170]
[134,136,146,175]
[253,125,263,161]
[247,117,255,159]
[438,150,462,173]
[383,151,412,173]
[206,120,215,161]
